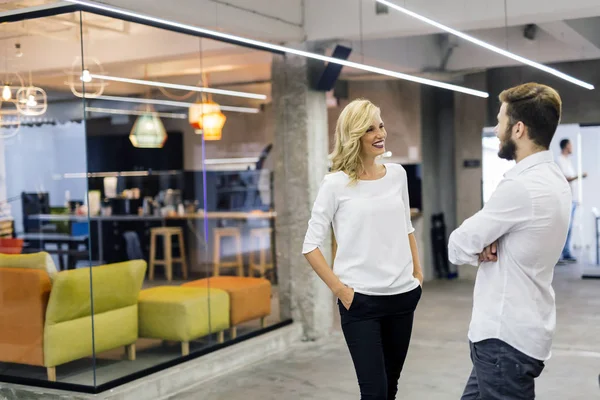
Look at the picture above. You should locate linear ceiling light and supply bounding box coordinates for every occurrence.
[65,0,489,98]
[375,0,594,90]
[86,106,187,119]
[90,74,267,100]
[89,95,261,114]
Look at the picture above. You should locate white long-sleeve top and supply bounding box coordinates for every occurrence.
[448,151,571,361]
[556,153,579,203]
[302,163,419,296]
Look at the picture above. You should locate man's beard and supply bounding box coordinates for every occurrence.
[498,128,517,161]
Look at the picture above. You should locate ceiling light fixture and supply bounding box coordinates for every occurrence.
[374,0,594,90]
[189,101,227,141]
[66,57,107,98]
[16,72,47,116]
[80,69,92,83]
[90,94,260,114]
[65,0,489,98]
[86,106,187,119]
[129,108,168,148]
[2,85,11,101]
[90,74,267,100]
[14,43,23,58]
[26,94,37,107]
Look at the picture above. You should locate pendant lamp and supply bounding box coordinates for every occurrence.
[129,106,167,148]
[188,100,226,141]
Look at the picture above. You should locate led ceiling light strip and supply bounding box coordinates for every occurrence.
[375,0,594,90]
[65,0,489,98]
[90,74,267,100]
[90,95,261,114]
[86,106,187,119]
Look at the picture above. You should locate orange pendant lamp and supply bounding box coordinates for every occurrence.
[188,100,226,140]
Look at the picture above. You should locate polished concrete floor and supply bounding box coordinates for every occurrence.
[170,265,600,400]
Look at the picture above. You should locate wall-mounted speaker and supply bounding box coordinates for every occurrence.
[314,44,352,92]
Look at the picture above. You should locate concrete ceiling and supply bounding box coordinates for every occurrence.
[1,0,600,103]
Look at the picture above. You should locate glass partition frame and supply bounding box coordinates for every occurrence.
[0,2,290,394]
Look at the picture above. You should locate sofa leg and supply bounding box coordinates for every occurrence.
[260,317,266,328]
[231,326,237,339]
[182,341,190,356]
[217,331,225,344]
[47,367,56,382]
[126,344,136,361]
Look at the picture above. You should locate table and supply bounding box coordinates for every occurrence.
[20,233,89,270]
[29,212,277,264]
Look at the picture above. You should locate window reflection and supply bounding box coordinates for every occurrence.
[0,7,283,389]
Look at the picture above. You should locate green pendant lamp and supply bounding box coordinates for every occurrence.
[129,106,167,148]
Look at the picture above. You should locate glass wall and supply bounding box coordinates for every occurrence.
[0,11,96,386]
[0,5,283,391]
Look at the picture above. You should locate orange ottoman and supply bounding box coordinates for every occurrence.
[182,276,271,338]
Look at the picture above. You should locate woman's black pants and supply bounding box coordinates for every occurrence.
[338,286,422,400]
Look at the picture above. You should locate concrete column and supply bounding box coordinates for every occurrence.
[271,49,333,340]
[420,86,456,280]
[454,72,487,279]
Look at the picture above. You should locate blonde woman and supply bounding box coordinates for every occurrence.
[303,99,423,399]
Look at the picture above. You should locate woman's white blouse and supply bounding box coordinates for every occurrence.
[303,163,419,295]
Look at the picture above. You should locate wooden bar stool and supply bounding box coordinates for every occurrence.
[149,227,188,281]
[212,227,244,277]
[248,227,274,279]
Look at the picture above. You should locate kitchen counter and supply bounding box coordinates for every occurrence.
[29,211,277,222]
[28,211,275,264]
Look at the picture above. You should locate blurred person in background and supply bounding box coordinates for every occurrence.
[557,138,587,263]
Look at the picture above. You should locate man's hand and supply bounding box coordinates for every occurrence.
[479,241,498,263]
[335,286,355,310]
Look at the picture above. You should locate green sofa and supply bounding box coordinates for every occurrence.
[0,254,146,381]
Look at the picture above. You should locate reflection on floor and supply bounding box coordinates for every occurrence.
[171,265,600,400]
[0,282,281,386]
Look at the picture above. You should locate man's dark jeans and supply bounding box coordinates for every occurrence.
[461,339,545,399]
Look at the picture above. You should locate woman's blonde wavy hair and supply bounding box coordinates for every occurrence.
[329,99,381,184]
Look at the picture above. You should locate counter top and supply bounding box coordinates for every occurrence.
[29,211,277,222]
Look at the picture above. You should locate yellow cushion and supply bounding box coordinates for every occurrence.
[45,260,146,326]
[0,252,57,282]
[138,286,230,342]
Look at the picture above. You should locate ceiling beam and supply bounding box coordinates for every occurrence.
[564,17,600,50]
[538,19,600,54]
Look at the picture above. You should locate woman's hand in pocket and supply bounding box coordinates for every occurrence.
[336,286,355,310]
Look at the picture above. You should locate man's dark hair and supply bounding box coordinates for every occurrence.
[560,139,570,150]
[499,83,562,150]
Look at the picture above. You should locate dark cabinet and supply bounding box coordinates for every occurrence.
[86,132,183,173]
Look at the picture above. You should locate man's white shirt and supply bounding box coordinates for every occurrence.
[448,151,571,360]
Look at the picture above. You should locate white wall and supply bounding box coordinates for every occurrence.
[482,134,514,203]
[578,126,600,264]
[3,122,88,233]
[550,124,600,265]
